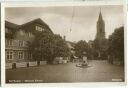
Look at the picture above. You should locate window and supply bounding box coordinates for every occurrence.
[6,51,13,60]
[28,53,32,59]
[19,40,23,47]
[6,40,13,46]
[27,32,33,37]
[18,51,23,59]
[35,26,44,32]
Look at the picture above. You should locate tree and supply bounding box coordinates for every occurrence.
[108,26,124,64]
[74,40,89,59]
[28,31,70,64]
[92,36,108,60]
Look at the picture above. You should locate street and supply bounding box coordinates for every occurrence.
[6,60,124,83]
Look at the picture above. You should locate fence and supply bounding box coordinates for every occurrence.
[6,61,47,69]
[16,62,27,68]
[29,61,37,66]
[6,63,12,69]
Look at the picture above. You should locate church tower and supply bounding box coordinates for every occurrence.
[96,11,105,40]
[94,10,107,60]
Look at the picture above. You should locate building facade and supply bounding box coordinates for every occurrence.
[5,18,53,63]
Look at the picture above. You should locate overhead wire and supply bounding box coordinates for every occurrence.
[70,6,75,33]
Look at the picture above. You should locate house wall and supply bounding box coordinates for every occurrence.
[5,23,36,63]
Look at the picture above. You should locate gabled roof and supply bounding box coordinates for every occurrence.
[6,18,50,29]
[5,18,53,33]
[20,18,50,28]
[20,18,53,33]
[5,21,19,29]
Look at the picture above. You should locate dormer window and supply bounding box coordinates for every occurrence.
[35,25,44,32]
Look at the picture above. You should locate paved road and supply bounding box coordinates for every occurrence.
[6,60,124,83]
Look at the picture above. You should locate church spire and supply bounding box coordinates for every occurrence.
[98,8,103,21]
[96,8,105,40]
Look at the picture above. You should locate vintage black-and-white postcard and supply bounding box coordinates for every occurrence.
[1,0,126,87]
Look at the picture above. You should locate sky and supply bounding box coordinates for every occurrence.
[6,5,123,42]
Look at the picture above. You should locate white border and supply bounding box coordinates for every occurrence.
[124,0,128,86]
[1,1,127,88]
[3,1,125,7]
[0,3,1,86]
[2,0,124,3]
[1,2,5,87]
